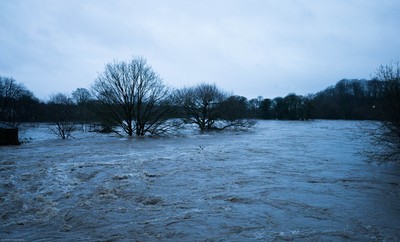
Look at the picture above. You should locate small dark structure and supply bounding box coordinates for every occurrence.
[0,123,20,146]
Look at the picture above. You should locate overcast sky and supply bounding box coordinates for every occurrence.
[1,0,399,100]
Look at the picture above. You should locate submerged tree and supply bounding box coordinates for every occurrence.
[175,83,255,131]
[175,83,225,131]
[48,93,76,140]
[367,61,400,162]
[92,57,172,136]
[218,95,256,129]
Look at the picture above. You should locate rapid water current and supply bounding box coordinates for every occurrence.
[1,120,399,241]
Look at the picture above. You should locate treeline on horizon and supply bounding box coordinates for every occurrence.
[2,58,399,161]
[0,77,390,124]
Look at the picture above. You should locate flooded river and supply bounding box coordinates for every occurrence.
[1,120,399,241]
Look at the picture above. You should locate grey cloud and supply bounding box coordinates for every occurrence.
[1,0,399,99]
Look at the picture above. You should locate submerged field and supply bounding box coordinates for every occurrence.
[1,120,399,241]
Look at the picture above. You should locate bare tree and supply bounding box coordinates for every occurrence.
[71,88,93,131]
[48,93,76,140]
[367,61,400,162]
[175,83,225,131]
[72,88,92,105]
[92,57,173,137]
[175,83,255,131]
[0,76,25,125]
[218,95,256,130]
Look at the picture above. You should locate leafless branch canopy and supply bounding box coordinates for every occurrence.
[175,83,255,131]
[92,57,173,136]
[0,76,25,125]
[48,93,76,140]
[367,61,400,162]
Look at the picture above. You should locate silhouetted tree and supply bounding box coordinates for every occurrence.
[259,98,272,119]
[13,90,42,123]
[247,96,263,118]
[367,61,400,162]
[301,95,314,120]
[0,76,26,125]
[48,93,76,139]
[311,79,380,120]
[219,95,247,120]
[175,83,226,131]
[270,94,312,120]
[72,88,92,104]
[92,57,173,136]
[271,97,285,119]
[218,95,256,130]
[284,93,302,120]
[175,84,255,131]
[71,88,94,130]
